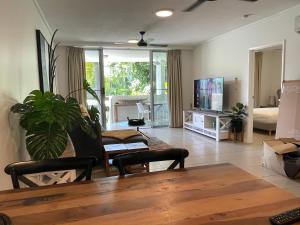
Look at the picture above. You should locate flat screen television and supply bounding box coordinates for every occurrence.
[194,77,224,112]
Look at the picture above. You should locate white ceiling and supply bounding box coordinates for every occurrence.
[85,49,149,62]
[37,0,300,47]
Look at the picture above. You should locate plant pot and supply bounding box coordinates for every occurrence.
[231,119,243,133]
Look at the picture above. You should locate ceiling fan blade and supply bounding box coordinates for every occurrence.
[183,0,207,12]
[183,0,217,12]
[149,44,169,48]
[239,0,258,2]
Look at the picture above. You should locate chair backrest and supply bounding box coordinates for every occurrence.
[4,157,96,189]
[112,148,189,176]
[68,122,104,166]
[0,213,12,225]
[136,102,146,113]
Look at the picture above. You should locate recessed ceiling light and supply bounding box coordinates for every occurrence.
[128,39,138,44]
[155,9,173,18]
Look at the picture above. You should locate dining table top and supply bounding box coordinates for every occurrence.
[1,163,300,225]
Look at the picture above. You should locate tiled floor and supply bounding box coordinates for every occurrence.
[144,127,300,197]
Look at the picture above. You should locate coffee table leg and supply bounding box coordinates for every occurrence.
[104,153,110,176]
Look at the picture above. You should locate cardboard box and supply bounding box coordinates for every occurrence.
[262,139,299,176]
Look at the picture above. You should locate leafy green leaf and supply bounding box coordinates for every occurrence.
[26,123,67,160]
[229,102,248,120]
[88,106,100,122]
[83,79,100,104]
[80,118,97,139]
[10,90,83,160]
[10,103,31,114]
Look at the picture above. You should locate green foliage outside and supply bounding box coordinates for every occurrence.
[86,62,96,88]
[105,62,150,96]
[86,61,151,96]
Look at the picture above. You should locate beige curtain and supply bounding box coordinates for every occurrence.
[167,50,183,128]
[68,47,87,105]
[254,52,263,108]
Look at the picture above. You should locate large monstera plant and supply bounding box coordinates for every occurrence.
[11,91,82,160]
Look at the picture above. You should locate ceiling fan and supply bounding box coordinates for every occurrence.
[183,0,258,12]
[137,31,168,48]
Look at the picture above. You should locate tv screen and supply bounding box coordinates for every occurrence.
[194,77,224,112]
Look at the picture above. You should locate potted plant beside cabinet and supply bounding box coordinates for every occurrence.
[229,102,248,140]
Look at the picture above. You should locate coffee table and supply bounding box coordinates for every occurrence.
[103,142,149,176]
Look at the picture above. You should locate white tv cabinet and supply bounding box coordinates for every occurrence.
[183,110,231,141]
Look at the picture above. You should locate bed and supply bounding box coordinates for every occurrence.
[253,107,279,135]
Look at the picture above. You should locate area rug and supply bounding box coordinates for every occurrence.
[144,135,172,151]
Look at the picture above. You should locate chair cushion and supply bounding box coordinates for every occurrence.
[102,135,148,145]
[102,129,142,140]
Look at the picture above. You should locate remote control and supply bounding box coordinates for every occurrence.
[270,207,300,225]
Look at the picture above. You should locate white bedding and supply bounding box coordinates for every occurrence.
[253,107,279,131]
[253,107,279,121]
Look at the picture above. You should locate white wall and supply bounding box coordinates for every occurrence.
[259,50,282,106]
[193,5,300,142]
[0,0,51,190]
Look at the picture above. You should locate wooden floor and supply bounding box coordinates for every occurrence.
[0,163,300,225]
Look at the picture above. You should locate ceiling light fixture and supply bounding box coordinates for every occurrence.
[128,39,138,44]
[243,13,254,18]
[155,9,173,18]
[114,42,125,45]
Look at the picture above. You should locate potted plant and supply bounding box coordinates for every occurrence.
[229,102,248,133]
[10,28,102,160]
[10,80,101,160]
[10,91,82,160]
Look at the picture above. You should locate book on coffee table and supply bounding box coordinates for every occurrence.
[104,142,148,153]
[126,142,148,150]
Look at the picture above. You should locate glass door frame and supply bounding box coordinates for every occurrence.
[149,50,168,128]
[84,48,106,129]
[98,48,106,129]
[85,48,168,129]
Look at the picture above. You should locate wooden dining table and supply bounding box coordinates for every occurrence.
[1,163,300,225]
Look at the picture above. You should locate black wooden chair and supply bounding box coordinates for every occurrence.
[68,120,105,168]
[68,120,148,170]
[0,213,12,225]
[112,148,189,176]
[4,157,96,189]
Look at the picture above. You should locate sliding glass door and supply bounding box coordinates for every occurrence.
[151,51,169,127]
[84,49,169,129]
[84,49,106,128]
[103,49,151,129]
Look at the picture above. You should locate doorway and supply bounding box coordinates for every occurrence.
[247,41,285,143]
